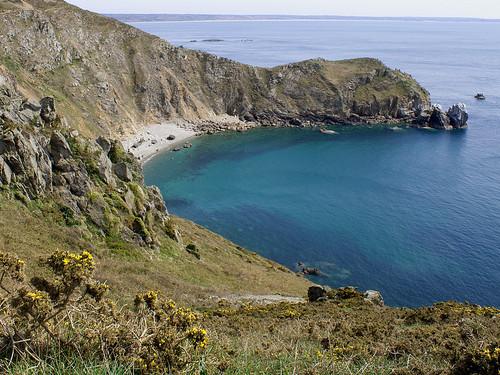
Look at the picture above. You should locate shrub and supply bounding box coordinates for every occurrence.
[186,244,201,260]
[132,216,151,242]
[0,250,207,373]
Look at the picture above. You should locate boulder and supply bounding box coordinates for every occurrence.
[308,285,327,302]
[113,162,132,182]
[98,152,115,186]
[147,186,168,214]
[62,169,91,197]
[364,290,384,306]
[40,96,57,126]
[447,103,468,129]
[96,136,112,154]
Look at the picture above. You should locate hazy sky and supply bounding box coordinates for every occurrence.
[66,0,500,19]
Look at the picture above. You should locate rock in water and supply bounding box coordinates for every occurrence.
[417,103,469,130]
[447,103,468,129]
[428,104,452,130]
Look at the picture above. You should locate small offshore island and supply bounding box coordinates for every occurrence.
[0,1,497,374]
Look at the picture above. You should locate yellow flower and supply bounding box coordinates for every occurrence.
[26,291,45,301]
[187,327,209,349]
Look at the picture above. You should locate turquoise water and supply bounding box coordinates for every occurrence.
[140,19,500,307]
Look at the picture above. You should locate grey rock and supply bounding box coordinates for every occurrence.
[21,101,41,112]
[62,169,91,197]
[113,162,132,182]
[98,152,115,185]
[96,136,112,154]
[428,104,452,130]
[0,155,12,184]
[364,290,384,306]
[49,131,72,164]
[308,285,327,302]
[447,103,468,129]
[147,186,168,214]
[40,96,57,126]
[0,129,52,198]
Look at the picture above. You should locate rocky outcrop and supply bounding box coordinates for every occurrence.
[308,285,328,302]
[40,96,57,126]
[447,103,469,129]
[0,92,174,247]
[415,103,469,130]
[308,285,384,305]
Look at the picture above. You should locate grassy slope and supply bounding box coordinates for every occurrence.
[0,193,310,306]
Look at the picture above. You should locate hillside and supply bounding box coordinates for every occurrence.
[0,0,434,138]
[0,1,492,374]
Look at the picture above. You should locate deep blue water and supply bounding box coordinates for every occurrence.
[138,19,500,307]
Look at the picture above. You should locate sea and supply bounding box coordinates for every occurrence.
[131,17,500,307]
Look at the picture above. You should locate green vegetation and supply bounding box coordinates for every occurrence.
[0,250,208,374]
[0,247,498,374]
[0,55,20,73]
[0,2,493,373]
[0,192,309,304]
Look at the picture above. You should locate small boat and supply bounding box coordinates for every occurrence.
[474,93,486,100]
[320,128,338,135]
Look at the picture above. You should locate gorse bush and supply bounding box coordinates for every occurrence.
[0,250,207,373]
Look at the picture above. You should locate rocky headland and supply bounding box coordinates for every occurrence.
[0,0,467,145]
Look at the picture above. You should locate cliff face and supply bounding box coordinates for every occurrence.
[0,0,433,138]
[0,73,173,247]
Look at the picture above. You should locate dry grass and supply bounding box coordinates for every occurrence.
[200,299,499,374]
[0,193,310,307]
[1,194,498,374]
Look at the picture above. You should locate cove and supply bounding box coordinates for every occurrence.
[144,126,500,307]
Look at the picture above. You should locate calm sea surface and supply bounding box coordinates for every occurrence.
[135,19,500,307]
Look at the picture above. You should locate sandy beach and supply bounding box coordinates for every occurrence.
[122,122,198,164]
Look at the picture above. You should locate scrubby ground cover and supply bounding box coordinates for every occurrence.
[0,248,498,374]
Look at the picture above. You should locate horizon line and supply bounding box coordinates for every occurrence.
[105,13,500,22]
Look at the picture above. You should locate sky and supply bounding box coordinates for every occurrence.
[66,0,500,19]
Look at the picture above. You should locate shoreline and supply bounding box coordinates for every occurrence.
[122,122,198,164]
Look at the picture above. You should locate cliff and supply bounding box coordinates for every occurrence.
[0,0,437,139]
